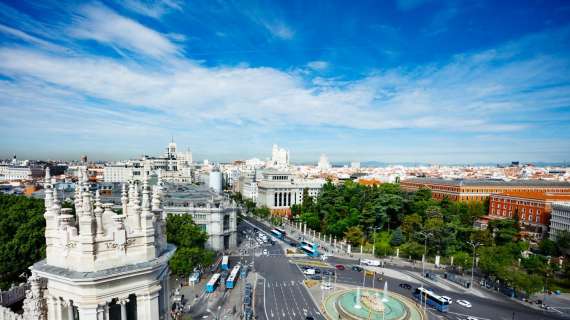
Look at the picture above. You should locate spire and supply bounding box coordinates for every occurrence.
[44,167,51,184]
[142,174,151,216]
[121,183,128,216]
[94,190,104,236]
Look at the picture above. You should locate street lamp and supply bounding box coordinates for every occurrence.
[368,226,380,257]
[467,240,483,291]
[417,231,433,278]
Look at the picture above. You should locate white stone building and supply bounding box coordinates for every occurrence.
[550,203,570,241]
[29,168,175,320]
[103,141,193,183]
[161,183,238,251]
[268,144,289,168]
[256,171,324,210]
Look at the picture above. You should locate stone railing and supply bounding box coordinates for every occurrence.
[0,306,23,320]
[0,284,26,307]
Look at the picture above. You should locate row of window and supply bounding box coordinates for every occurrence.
[491,208,541,223]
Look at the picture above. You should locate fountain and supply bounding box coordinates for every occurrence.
[323,285,425,320]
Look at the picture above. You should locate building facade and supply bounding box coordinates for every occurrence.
[256,171,324,215]
[30,168,175,320]
[103,141,193,183]
[487,192,570,239]
[401,178,570,202]
[550,203,570,241]
[161,183,238,251]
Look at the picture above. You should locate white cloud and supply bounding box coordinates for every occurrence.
[69,3,181,58]
[118,0,183,19]
[262,21,295,40]
[307,60,329,71]
[0,24,66,52]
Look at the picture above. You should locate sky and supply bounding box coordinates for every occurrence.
[0,0,569,164]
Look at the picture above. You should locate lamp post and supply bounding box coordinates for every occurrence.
[417,231,433,279]
[467,240,483,291]
[368,226,380,257]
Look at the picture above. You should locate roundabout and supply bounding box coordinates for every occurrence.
[322,285,426,320]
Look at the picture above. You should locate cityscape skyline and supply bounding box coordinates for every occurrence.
[1,0,570,162]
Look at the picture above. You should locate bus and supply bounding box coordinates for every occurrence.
[271,229,285,239]
[299,240,319,257]
[275,227,286,236]
[413,287,449,312]
[221,256,230,271]
[206,273,221,293]
[226,265,241,289]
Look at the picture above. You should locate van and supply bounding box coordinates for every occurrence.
[362,259,380,266]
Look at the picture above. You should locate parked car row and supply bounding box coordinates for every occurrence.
[243,283,253,320]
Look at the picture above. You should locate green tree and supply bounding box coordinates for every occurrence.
[374,231,393,256]
[169,247,215,275]
[166,215,208,248]
[0,194,46,290]
[538,239,559,257]
[390,227,405,246]
[452,251,472,270]
[254,206,270,219]
[344,226,364,246]
[401,213,422,238]
[401,241,424,259]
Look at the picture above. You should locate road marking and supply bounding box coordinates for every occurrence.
[447,311,491,320]
[263,278,269,320]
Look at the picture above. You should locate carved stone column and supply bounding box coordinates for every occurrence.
[65,300,74,320]
[118,297,129,320]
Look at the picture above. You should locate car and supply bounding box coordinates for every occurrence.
[399,283,412,289]
[262,249,268,255]
[303,268,316,275]
[351,265,363,272]
[309,275,322,280]
[466,317,479,320]
[456,300,472,308]
[323,270,335,276]
[335,264,345,270]
[305,316,315,320]
[243,296,252,306]
[361,259,381,266]
[441,296,453,304]
[314,268,321,274]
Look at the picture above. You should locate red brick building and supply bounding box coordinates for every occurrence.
[400,178,570,202]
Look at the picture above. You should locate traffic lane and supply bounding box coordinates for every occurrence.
[264,279,324,320]
[242,216,300,247]
[255,255,306,282]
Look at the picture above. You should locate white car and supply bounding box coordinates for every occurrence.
[466,317,479,320]
[456,300,472,308]
[441,296,452,304]
[361,259,381,266]
[303,268,316,275]
[262,249,268,255]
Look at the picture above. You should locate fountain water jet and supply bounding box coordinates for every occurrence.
[382,281,389,302]
[354,287,362,309]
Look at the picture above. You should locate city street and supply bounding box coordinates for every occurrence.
[243,215,569,320]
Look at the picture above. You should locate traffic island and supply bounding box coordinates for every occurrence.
[322,288,426,320]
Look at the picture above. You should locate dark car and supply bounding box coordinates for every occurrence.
[314,268,321,274]
[243,296,252,306]
[305,316,315,320]
[323,270,336,276]
[351,265,363,272]
[310,274,322,280]
[335,264,345,270]
[399,283,412,289]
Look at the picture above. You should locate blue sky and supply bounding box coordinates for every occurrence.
[0,0,569,164]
